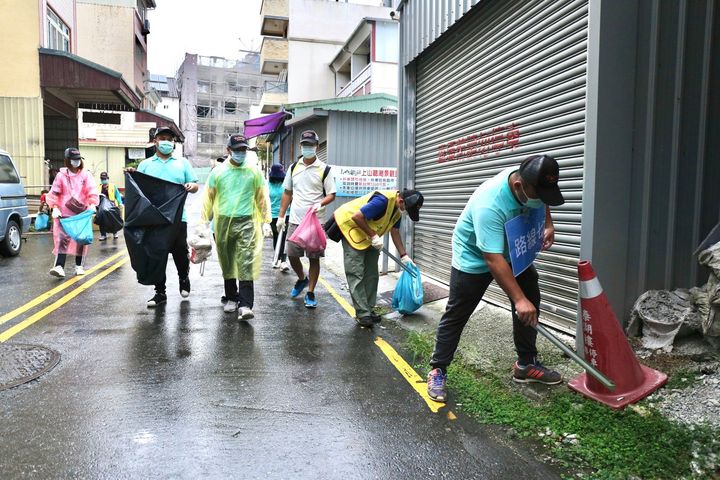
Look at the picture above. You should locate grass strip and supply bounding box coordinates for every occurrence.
[405,331,719,480]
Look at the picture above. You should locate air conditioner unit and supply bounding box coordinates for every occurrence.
[142,19,150,35]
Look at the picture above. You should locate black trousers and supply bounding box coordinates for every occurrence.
[155,222,189,294]
[270,217,287,262]
[224,279,254,308]
[55,254,83,267]
[430,265,540,371]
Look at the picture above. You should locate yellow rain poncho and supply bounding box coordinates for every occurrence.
[202,159,270,281]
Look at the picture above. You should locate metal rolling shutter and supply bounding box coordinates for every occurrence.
[413,0,588,333]
[317,141,328,164]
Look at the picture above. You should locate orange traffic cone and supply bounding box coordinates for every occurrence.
[568,261,667,409]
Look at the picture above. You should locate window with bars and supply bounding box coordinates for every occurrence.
[47,8,70,52]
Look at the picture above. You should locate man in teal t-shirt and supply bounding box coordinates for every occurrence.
[127,126,199,308]
[426,155,566,403]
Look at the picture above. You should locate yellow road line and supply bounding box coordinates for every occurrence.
[0,250,126,326]
[319,274,452,416]
[317,276,355,317]
[0,257,129,343]
[374,337,445,413]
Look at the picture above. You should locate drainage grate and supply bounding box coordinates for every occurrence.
[0,343,60,391]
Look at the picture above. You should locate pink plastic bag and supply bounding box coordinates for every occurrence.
[288,209,327,253]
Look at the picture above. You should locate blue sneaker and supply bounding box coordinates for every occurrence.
[304,291,317,308]
[291,277,309,298]
[427,368,447,403]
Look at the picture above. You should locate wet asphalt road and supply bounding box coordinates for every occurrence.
[0,224,559,479]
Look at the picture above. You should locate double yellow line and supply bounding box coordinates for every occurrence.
[0,251,129,342]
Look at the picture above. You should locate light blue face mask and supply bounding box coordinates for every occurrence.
[521,184,544,209]
[230,151,247,164]
[301,146,317,159]
[157,140,174,155]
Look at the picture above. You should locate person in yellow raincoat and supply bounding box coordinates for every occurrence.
[202,134,272,321]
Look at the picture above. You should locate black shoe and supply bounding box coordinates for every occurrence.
[371,313,382,323]
[179,277,190,298]
[147,293,167,308]
[355,316,374,328]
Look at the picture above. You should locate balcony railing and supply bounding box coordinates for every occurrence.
[337,63,372,98]
[264,81,288,93]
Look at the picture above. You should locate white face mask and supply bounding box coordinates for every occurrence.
[70,159,81,168]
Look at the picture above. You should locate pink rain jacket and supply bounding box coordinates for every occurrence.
[46,168,99,256]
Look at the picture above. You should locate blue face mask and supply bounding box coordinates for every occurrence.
[101,179,109,185]
[301,146,317,159]
[230,151,247,164]
[157,140,174,155]
[521,184,544,209]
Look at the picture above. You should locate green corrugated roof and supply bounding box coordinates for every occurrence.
[285,93,397,118]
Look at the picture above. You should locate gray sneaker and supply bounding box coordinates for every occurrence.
[512,361,562,385]
[223,301,238,313]
[427,368,447,403]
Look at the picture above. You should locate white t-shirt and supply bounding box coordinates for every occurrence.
[282,158,336,224]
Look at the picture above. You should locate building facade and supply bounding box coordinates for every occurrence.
[258,0,394,113]
[395,0,720,338]
[176,54,266,166]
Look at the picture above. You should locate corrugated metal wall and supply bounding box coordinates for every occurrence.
[411,0,587,333]
[327,111,398,217]
[398,0,482,66]
[0,97,46,190]
[624,0,720,306]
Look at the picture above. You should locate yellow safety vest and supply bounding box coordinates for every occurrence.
[334,190,401,250]
[98,182,118,204]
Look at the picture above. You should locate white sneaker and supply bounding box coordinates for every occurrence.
[98,235,107,241]
[280,261,290,272]
[223,301,238,313]
[272,260,281,269]
[238,307,254,321]
[49,265,65,278]
[75,265,85,275]
[113,233,119,239]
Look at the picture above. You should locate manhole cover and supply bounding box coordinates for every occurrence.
[0,343,60,391]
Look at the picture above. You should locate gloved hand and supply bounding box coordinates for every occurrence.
[370,234,383,251]
[52,207,62,219]
[401,254,415,267]
[276,217,286,232]
[310,202,322,213]
[262,223,272,238]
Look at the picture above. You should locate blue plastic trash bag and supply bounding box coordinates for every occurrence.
[35,213,49,231]
[391,263,424,314]
[59,210,94,245]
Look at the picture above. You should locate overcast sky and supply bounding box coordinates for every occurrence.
[147,0,263,77]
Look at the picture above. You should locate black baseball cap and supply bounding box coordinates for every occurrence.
[227,134,249,150]
[153,126,176,139]
[401,189,424,222]
[518,154,565,206]
[64,147,82,160]
[299,130,319,145]
[100,171,109,179]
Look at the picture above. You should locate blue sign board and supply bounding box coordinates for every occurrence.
[504,207,546,277]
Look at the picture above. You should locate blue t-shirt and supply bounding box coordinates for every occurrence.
[268,180,284,219]
[138,155,198,222]
[360,193,401,229]
[452,167,525,274]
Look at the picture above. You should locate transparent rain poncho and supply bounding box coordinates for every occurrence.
[201,159,270,281]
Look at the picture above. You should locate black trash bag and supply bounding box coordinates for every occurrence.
[123,171,188,285]
[94,195,124,233]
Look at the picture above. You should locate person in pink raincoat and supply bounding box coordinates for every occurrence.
[46,148,99,278]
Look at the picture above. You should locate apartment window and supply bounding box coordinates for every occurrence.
[198,132,214,144]
[47,8,70,52]
[197,105,211,118]
[198,81,211,93]
[224,101,237,114]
